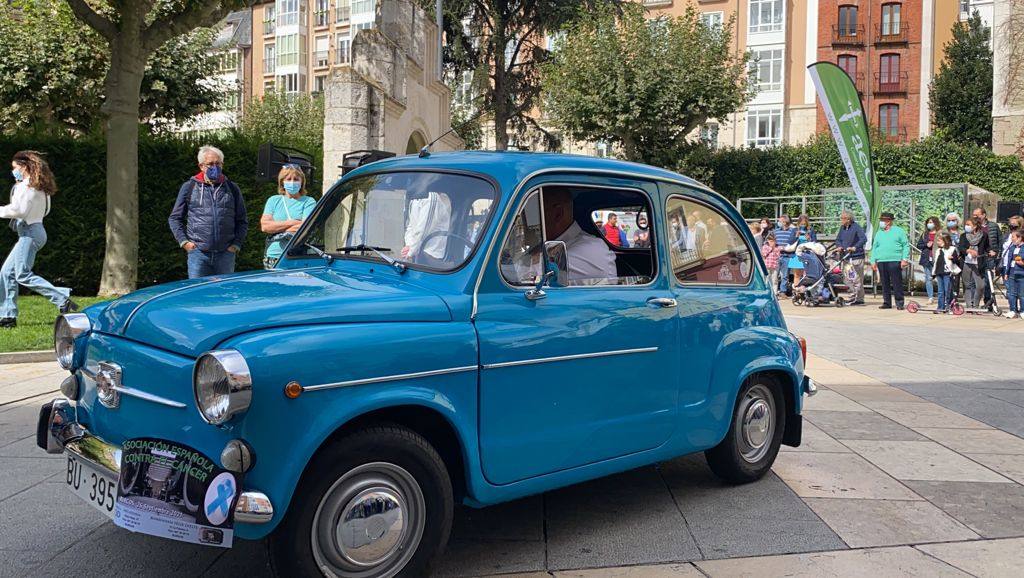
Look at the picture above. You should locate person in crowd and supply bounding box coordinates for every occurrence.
[774,215,796,297]
[958,215,990,309]
[760,232,781,295]
[260,165,317,269]
[168,145,248,279]
[870,212,910,310]
[835,210,867,305]
[543,189,617,282]
[784,227,812,289]
[932,232,959,313]
[1003,229,1024,319]
[796,214,818,242]
[945,212,964,298]
[1001,215,1021,274]
[0,151,77,328]
[916,216,942,305]
[972,207,1002,304]
[603,213,622,247]
[757,218,773,246]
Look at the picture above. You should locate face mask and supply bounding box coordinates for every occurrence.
[947,220,957,228]
[283,181,301,195]
[11,169,22,182]
[777,221,785,228]
[205,165,222,181]
[964,225,973,233]
[926,222,935,230]
[879,221,886,229]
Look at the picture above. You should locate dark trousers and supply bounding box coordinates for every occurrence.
[877,261,904,307]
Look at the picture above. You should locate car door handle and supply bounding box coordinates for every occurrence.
[646,297,677,308]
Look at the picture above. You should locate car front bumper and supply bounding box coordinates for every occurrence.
[37,397,274,525]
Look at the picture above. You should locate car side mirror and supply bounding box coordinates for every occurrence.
[526,270,556,301]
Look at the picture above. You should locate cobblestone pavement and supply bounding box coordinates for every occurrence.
[2,298,1022,577]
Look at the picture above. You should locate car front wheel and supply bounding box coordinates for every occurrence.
[268,425,454,577]
[705,377,785,484]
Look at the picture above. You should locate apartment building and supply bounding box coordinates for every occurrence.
[250,0,378,99]
[176,11,252,133]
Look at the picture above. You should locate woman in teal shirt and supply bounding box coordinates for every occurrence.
[260,165,317,268]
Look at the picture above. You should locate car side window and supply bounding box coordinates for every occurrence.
[665,196,754,285]
[499,191,544,286]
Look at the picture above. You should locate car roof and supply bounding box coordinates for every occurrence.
[344,150,710,194]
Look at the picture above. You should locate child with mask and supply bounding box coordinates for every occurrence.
[932,232,959,313]
[1003,229,1024,319]
[260,165,317,269]
[916,216,941,304]
[761,233,781,295]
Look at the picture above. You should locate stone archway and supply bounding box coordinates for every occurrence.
[406,130,428,154]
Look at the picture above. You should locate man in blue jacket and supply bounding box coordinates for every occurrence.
[168,145,248,278]
[773,216,796,296]
[835,210,867,305]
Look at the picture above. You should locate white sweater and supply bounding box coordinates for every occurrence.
[0,182,49,224]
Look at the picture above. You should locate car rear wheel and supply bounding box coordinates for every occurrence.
[705,378,786,484]
[268,425,453,577]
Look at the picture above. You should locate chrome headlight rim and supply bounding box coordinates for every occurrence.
[54,313,90,370]
[193,349,252,426]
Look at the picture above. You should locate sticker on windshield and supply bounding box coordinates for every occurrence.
[113,438,243,548]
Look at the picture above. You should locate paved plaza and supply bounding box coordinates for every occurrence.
[2,298,1023,577]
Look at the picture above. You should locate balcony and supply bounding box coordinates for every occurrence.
[263,20,276,36]
[874,71,908,94]
[315,50,329,68]
[881,126,909,143]
[336,6,351,24]
[642,0,672,6]
[263,59,276,75]
[831,25,865,46]
[851,72,866,94]
[315,10,330,27]
[875,23,909,44]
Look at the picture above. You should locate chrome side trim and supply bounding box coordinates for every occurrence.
[114,385,187,409]
[302,365,478,392]
[471,167,722,319]
[481,347,659,370]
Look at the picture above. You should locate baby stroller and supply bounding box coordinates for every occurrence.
[791,243,851,307]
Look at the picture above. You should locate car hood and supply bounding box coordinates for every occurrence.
[95,267,452,357]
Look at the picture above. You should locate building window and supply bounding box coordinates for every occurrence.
[879,104,899,137]
[314,75,327,94]
[960,0,970,15]
[315,0,330,26]
[277,0,299,27]
[746,108,782,148]
[700,123,719,149]
[749,0,783,34]
[879,53,900,88]
[837,5,858,36]
[701,11,724,31]
[277,34,299,67]
[354,22,372,31]
[336,35,351,63]
[263,44,276,74]
[881,3,902,36]
[594,141,611,158]
[454,70,475,108]
[751,48,783,92]
[264,78,275,93]
[263,5,276,35]
[276,73,302,94]
[315,35,329,67]
[838,54,857,78]
[223,90,240,111]
[337,0,351,23]
[352,0,375,18]
[218,50,240,73]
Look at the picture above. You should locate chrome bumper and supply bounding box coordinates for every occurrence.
[802,376,818,397]
[40,398,274,524]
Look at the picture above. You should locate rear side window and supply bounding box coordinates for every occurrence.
[665,196,754,285]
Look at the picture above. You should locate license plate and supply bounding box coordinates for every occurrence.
[66,455,117,520]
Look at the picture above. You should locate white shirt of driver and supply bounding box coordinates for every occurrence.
[405,192,451,259]
[555,221,617,282]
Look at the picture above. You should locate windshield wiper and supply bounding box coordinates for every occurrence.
[302,242,335,265]
[336,244,407,274]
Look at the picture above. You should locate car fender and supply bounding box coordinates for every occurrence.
[216,321,481,539]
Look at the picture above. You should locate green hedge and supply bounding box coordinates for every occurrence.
[0,132,322,295]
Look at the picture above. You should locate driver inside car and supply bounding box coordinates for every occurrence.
[542,189,617,283]
[401,191,451,261]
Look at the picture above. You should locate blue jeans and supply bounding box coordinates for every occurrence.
[1007,275,1024,313]
[922,266,935,299]
[778,255,791,294]
[1,221,70,319]
[186,249,236,279]
[936,274,952,311]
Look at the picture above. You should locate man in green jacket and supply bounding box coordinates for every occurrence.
[870,211,911,310]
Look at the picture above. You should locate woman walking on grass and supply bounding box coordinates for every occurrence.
[0,151,77,329]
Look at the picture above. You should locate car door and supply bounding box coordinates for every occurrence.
[474,177,680,486]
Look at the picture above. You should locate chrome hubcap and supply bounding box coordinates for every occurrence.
[737,384,775,464]
[312,463,425,577]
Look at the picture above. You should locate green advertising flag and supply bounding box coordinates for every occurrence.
[808,61,883,240]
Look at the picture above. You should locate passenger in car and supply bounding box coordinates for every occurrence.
[542,189,617,282]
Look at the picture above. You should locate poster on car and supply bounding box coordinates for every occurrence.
[114,438,243,548]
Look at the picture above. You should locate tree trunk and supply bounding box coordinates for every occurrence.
[98,39,147,297]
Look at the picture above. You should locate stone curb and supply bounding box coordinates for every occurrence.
[0,350,53,364]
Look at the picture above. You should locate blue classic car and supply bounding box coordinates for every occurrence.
[39,152,814,577]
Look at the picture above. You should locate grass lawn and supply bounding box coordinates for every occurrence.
[0,295,108,353]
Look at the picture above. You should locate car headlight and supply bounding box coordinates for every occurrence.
[54,314,90,370]
[193,350,252,425]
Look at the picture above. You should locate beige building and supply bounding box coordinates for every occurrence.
[992,0,1024,157]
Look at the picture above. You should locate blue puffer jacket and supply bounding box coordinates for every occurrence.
[168,176,248,252]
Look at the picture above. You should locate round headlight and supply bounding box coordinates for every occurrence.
[193,350,252,425]
[54,314,90,370]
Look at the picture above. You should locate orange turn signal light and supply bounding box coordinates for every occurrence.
[797,336,807,361]
[284,381,303,399]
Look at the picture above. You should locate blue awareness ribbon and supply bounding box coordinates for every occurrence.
[206,478,235,518]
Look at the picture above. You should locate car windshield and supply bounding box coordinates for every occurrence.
[293,171,497,271]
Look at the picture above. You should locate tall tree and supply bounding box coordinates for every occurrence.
[0,1,223,134]
[930,10,993,148]
[541,4,753,166]
[65,0,253,296]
